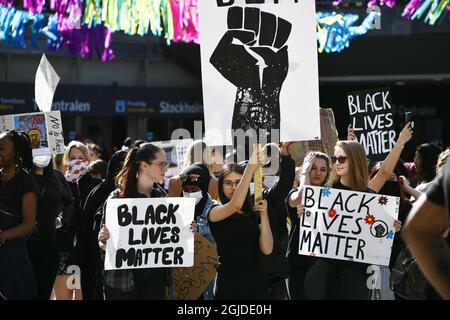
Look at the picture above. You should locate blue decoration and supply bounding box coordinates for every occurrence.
[322,187,332,197]
[317,11,381,53]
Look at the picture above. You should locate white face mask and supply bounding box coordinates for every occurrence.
[33,154,52,168]
[264,175,279,188]
[183,191,203,205]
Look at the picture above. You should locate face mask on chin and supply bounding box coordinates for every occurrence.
[183,191,203,205]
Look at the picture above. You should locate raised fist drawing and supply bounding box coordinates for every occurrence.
[210,6,292,134]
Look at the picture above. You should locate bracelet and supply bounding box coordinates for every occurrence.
[394,143,404,149]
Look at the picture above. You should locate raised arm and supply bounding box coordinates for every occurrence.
[369,123,413,192]
[255,199,273,255]
[288,152,316,208]
[209,149,260,222]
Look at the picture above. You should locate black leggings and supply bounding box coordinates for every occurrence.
[214,270,268,300]
[27,240,59,300]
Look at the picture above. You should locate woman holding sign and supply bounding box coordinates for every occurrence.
[0,130,38,300]
[207,148,273,300]
[305,123,412,300]
[286,151,331,299]
[98,143,197,300]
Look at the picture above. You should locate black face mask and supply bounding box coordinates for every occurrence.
[379,180,401,197]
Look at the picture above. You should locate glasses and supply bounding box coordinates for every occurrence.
[179,173,200,182]
[223,180,241,188]
[331,156,348,164]
[151,161,169,170]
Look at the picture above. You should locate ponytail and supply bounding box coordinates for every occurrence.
[115,143,163,198]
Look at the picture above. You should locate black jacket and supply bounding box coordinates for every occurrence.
[261,154,296,280]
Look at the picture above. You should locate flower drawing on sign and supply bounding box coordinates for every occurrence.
[378,196,388,206]
[364,214,376,225]
[322,187,331,197]
[328,208,337,218]
[309,252,316,257]
[386,230,394,240]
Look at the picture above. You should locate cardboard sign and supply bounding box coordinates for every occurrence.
[199,0,320,145]
[300,186,399,266]
[0,111,64,156]
[152,139,193,178]
[104,198,195,270]
[348,88,396,162]
[171,233,219,300]
[290,108,339,164]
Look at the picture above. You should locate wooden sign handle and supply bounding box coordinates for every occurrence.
[253,144,263,202]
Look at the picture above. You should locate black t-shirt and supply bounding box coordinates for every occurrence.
[207,204,264,273]
[0,169,38,216]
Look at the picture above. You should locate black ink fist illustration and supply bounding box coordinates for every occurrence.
[210,6,292,134]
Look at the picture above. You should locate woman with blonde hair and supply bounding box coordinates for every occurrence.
[168,140,219,200]
[305,123,413,300]
[53,140,101,300]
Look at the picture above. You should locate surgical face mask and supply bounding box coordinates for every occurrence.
[264,175,279,188]
[33,155,52,168]
[64,159,89,183]
[183,191,203,205]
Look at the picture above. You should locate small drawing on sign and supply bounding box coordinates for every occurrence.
[370,220,388,238]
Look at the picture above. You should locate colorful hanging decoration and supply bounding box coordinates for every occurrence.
[317,10,381,53]
[367,0,397,8]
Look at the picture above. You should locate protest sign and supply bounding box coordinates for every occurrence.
[0,111,64,156]
[104,198,195,270]
[290,108,338,164]
[199,0,320,146]
[348,88,396,162]
[172,233,219,300]
[35,54,60,113]
[152,139,193,178]
[299,186,399,266]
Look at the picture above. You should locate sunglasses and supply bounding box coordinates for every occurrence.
[331,156,348,164]
[179,173,200,182]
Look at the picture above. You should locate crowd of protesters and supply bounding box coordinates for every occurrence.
[1,122,449,300]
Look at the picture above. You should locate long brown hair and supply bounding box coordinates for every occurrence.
[327,140,368,192]
[116,143,163,198]
[304,151,331,186]
[218,164,254,216]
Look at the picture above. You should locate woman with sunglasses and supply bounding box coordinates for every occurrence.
[304,123,413,300]
[286,151,331,299]
[98,143,196,300]
[168,140,219,200]
[207,148,273,299]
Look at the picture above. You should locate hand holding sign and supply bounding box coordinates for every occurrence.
[347,124,357,141]
[210,6,292,131]
[253,199,268,217]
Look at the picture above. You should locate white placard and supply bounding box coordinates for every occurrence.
[199,0,320,145]
[299,186,399,266]
[35,54,60,113]
[0,111,65,156]
[104,197,195,270]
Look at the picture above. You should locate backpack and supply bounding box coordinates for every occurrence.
[389,246,430,300]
